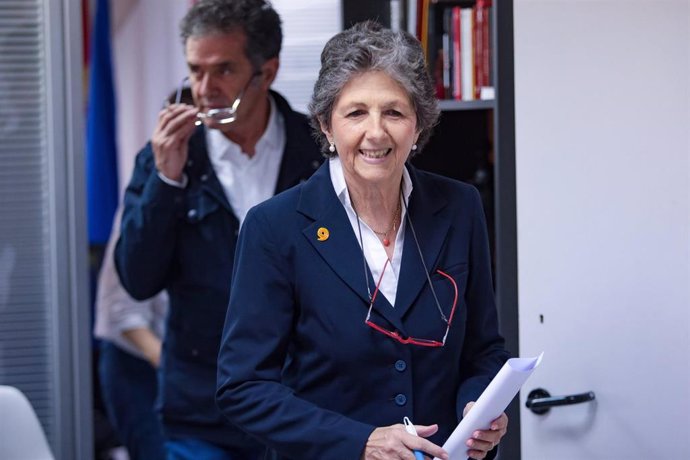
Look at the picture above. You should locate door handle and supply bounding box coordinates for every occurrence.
[526,388,596,415]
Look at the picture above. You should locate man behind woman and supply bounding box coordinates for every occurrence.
[114,0,322,458]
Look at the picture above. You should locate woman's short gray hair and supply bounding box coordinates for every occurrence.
[308,21,440,157]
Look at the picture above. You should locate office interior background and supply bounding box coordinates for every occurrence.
[0,0,687,459]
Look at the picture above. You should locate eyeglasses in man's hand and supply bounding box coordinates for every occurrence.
[173,71,261,126]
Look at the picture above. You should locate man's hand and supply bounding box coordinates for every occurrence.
[152,103,199,182]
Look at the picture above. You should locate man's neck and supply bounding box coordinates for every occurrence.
[219,94,271,158]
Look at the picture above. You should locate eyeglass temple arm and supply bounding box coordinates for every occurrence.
[436,269,459,325]
[228,70,264,111]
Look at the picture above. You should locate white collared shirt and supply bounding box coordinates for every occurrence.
[329,156,413,306]
[93,208,167,359]
[205,95,286,226]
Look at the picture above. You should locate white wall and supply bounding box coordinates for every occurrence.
[514,0,689,457]
[271,0,341,113]
[111,0,190,193]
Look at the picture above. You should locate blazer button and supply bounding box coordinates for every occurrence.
[200,174,208,182]
[187,209,197,219]
[394,360,407,372]
[191,349,199,357]
[394,394,407,406]
[311,160,320,169]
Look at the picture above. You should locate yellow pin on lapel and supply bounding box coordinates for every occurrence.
[316,227,329,242]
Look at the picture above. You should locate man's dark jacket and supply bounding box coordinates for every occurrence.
[115,90,322,448]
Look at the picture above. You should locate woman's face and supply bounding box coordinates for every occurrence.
[322,71,419,191]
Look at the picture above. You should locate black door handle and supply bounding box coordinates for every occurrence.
[526,388,596,415]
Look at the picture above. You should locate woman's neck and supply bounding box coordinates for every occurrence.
[347,177,402,237]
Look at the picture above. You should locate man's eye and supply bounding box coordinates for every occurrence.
[216,65,238,77]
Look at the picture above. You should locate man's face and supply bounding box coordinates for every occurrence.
[184,31,264,131]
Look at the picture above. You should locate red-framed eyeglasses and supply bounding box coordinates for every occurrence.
[364,259,459,347]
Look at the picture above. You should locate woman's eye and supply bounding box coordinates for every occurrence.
[346,110,365,118]
[386,109,403,117]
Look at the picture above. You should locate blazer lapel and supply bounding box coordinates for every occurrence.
[298,164,406,333]
[394,165,451,319]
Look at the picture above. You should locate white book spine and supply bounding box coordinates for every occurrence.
[460,8,475,101]
[390,0,402,32]
[407,0,417,35]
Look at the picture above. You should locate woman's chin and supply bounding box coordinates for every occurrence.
[353,164,400,187]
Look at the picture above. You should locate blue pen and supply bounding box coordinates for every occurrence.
[403,416,425,460]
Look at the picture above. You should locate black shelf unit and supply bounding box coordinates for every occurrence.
[341,1,520,458]
[438,99,495,111]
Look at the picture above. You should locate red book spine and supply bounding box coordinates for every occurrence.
[452,6,462,100]
[473,5,482,99]
[482,0,493,90]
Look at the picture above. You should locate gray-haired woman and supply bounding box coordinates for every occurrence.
[216,21,510,460]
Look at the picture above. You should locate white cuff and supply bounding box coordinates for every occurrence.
[157,171,188,188]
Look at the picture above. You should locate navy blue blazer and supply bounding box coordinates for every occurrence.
[216,162,509,459]
[115,91,322,448]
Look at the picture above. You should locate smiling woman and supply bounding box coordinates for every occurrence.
[216,20,511,460]
[324,71,418,201]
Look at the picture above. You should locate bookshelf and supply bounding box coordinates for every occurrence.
[342,1,520,458]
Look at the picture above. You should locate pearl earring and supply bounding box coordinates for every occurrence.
[411,144,418,151]
[329,142,335,153]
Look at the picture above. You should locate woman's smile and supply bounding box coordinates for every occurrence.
[359,148,392,161]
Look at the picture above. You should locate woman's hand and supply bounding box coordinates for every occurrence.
[362,423,448,460]
[463,402,508,459]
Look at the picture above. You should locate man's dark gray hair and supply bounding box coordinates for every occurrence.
[180,0,282,69]
[309,21,440,157]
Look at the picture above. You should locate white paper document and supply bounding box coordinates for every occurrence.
[435,352,544,460]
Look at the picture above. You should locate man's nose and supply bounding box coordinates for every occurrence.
[195,73,214,97]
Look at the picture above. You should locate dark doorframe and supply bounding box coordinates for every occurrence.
[494,1,520,459]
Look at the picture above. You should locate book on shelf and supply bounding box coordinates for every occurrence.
[429,0,494,102]
[452,6,462,100]
[460,7,474,101]
[407,0,418,35]
[389,0,404,31]
[475,0,493,99]
[419,0,431,62]
[441,8,452,97]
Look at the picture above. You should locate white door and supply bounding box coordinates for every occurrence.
[513,1,690,459]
